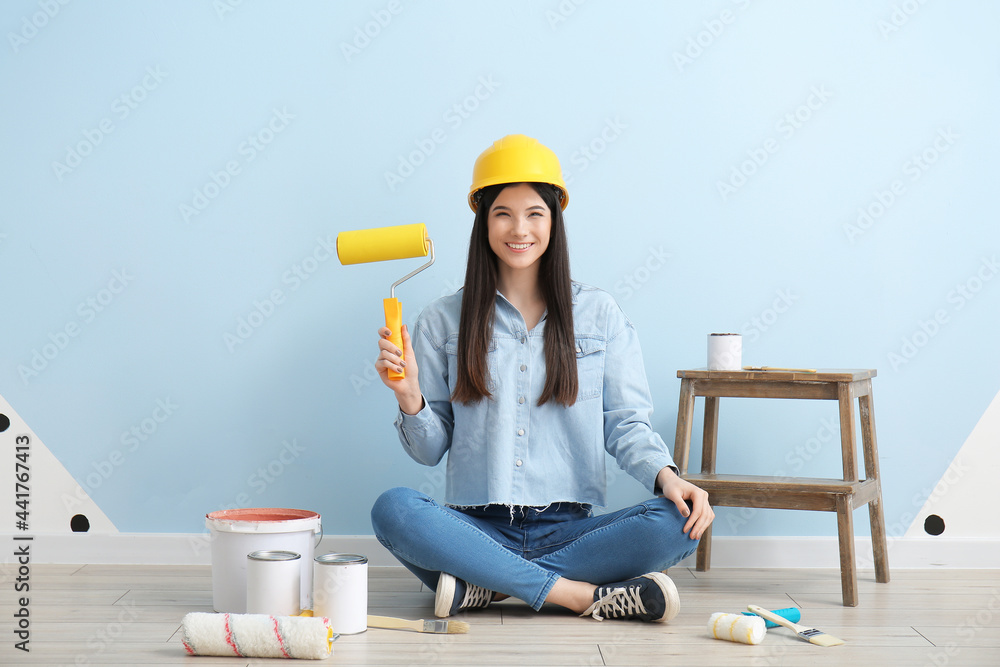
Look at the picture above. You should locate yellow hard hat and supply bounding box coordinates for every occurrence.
[468,134,568,212]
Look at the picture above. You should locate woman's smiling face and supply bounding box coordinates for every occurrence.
[487,183,552,275]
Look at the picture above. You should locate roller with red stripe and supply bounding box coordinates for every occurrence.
[180,612,334,659]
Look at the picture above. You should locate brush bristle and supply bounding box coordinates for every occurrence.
[800,630,844,647]
[446,621,470,634]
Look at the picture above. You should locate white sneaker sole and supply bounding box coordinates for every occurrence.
[646,572,680,622]
[434,572,457,618]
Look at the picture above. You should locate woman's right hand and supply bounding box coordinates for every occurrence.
[377,324,423,415]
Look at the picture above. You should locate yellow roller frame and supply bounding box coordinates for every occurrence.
[336,223,435,380]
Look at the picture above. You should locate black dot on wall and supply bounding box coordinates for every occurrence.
[0,413,9,432]
[71,514,91,532]
[924,514,945,536]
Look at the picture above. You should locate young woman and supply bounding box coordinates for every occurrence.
[370,134,714,622]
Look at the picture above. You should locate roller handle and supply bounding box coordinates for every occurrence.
[384,298,404,380]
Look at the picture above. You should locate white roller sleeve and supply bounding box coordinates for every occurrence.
[708,612,767,645]
[180,612,334,659]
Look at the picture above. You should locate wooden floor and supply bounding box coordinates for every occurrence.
[2,563,999,665]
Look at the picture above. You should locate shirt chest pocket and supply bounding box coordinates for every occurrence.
[575,337,605,401]
[444,337,499,394]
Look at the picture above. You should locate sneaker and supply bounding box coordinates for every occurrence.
[580,572,680,622]
[434,572,495,618]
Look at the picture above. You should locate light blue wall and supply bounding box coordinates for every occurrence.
[3,1,998,537]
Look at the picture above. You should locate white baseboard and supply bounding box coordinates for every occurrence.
[3,533,998,569]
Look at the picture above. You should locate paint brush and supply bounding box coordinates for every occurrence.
[747,605,844,646]
[367,614,470,634]
[742,366,818,372]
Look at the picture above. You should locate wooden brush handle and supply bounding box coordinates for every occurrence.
[747,605,801,633]
[367,614,416,631]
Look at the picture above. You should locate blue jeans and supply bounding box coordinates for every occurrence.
[370,487,699,611]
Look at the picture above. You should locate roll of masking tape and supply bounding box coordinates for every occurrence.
[336,224,429,265]
[707,333,742,371]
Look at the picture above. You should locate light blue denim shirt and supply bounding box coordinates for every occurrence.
[394,282,676,508]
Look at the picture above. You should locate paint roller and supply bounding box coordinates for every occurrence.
[707,607,801,645]
[707,612,767,645]
[337,223,434,380]
[180,612,336,659]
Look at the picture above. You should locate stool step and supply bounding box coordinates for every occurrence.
[682,474,879,512]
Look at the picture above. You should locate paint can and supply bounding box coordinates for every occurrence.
[246,550,302,616]
[313,553,368,634]
[708,333,742,371]
[205,508,322,613]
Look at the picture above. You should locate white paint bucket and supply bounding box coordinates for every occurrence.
[205,508,321,613]
[314,553,368,634]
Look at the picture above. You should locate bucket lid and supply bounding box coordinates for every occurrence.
[315,553,368,565]
[206,507,321,534]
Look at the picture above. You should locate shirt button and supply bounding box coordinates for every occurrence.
[521,337,527,344]
[518,396,525,404]
[517,428,525,436]
[515,459,523,467]
[520,364,527,372]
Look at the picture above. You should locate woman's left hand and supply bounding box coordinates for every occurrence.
[656,466,715,540]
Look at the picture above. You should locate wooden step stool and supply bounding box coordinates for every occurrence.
[673,368,890,606]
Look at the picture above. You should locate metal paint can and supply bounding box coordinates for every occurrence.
[313,553,368,634]
[246,550,302,616]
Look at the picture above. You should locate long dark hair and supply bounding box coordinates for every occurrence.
[452,182,577,407]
